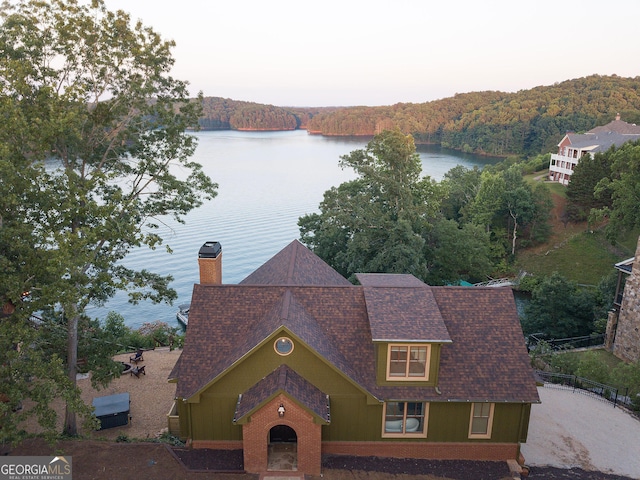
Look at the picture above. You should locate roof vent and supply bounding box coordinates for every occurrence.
[199,241,221,259]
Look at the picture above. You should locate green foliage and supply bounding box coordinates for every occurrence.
[515,230,621,285]
[0,0,216,437]
[0,317,95,446]
[299,129,444,281]
[147,432,185,447]
[466,165,552,255]
[426,219,494,285]
[537,349,640,405]
[137,321,181,349]
[566,151,613,222]
[575,351,611,385]
[592,272,618,334]
[440,165,482,222]
[521,153,551,174]
[545,349,581,375]
[305,75,640,157]
[522,272,596,339]
[592,142,640,241]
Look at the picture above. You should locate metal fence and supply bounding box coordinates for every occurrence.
[528,333,605,351]
[535,370,632,408]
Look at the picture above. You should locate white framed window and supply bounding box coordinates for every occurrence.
[382,401,428,438]
[386,344,430,381]
[468,402,494,439]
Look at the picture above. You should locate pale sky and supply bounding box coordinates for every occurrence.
[103,0,640,107]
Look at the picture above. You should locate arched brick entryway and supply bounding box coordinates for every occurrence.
[242,394,322,475]
[268,425,297,470]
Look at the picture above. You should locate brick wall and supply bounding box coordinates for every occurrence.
[190,440,242,449]
[321,441,519,461]
[198,254,222,284]
[242,393,322,475]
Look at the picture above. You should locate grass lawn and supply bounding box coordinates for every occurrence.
[516,229,621,285]
[569,348,624,370]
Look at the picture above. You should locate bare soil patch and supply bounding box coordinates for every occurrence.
[7,438,634,480]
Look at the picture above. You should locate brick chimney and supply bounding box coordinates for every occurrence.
[198,241,222,284]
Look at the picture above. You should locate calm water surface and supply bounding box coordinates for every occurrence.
[90,130,498,328]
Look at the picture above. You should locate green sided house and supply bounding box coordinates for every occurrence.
[168,240,539,475]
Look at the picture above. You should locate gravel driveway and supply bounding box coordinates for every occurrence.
[521,386,640,478]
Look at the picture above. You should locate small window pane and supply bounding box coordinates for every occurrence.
[408,346,427,377]
[384,402,405,432]
[389,346,408,376]
[471,403,490,434]
[405,402,425,433]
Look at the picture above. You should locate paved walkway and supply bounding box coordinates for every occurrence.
[521,386,640,478]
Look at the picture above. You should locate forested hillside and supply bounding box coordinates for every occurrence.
[198,97,339,131]
[199,75,640,157]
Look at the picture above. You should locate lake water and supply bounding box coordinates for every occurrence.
[89,130,499,328]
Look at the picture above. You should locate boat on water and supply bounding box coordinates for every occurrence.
[176,303,190,326]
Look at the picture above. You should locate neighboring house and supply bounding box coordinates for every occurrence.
[169,240,539,475]
[606,236,640,363]
[548,114,640,185]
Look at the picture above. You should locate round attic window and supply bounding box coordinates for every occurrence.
[274,337,294,356]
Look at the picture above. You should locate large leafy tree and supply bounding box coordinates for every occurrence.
[522,272,596,339]
[299,129,444,281]
[425,219,494,285]
[0,0,217,438]
[466,165,551,256]
[439,165,482,222]
[565,151,613,222]
[592,142,640,240]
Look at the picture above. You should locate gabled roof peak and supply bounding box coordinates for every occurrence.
[240,240,351,286]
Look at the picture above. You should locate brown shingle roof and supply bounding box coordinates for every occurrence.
[240,239,351,286]
[172,241,539,404]
[431,286,539,402]
[357,274,451,343]
[234,364,330,423]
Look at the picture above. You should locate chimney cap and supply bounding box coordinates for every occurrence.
[199,241,221,259]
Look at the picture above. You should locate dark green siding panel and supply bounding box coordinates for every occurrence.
[211,332,366,396]
[189,331,372,440]
[519,403,532,442]
[176,400,190,439]
[492,403,528,443]
[190,393,242,441]
[428,403,470,441]
[428,403,530,443]
[322,395,382,441]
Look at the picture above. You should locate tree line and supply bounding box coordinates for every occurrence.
[199,75,640,158]
[199,97,339,131]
